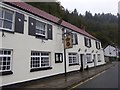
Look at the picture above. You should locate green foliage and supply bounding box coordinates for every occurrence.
[27,2,118,47]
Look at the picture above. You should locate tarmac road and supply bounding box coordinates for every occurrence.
[72,62,119,89]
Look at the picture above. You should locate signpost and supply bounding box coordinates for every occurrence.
[63,33,73,76]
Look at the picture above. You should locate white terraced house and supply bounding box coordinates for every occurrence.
[0,1,105,87]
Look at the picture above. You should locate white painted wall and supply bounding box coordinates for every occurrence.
[0,3,105,86]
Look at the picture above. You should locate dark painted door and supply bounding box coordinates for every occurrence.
[80,54,84,71]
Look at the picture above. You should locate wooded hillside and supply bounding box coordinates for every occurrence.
[27,2,118,48]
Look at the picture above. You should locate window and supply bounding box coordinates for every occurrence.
[84,37,91,47]
[0,8,14,31]
[96,41,101,49]
[55,53,63,63]
[86,54,92,63]
[68,53,79,66]
[97,54,101,62]
[72,33,78,45]
[29,17,53,40]
[30,51,52,72]
[0,49,12,73]
[36,21,46,37]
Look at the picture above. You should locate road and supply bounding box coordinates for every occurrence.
[72,62,119,88]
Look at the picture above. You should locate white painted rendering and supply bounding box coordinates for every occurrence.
[104,45,119,58]
[0,2,105,86]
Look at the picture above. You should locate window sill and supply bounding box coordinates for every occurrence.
[0,29,14,34]
[85,46,91,48]
[69,63,79,66]
[96,48,100,50]
[36,35,48,40]
[30,67,52,72]
[87,61,93,63]
[0,71,13,76]
[55,61,63,63]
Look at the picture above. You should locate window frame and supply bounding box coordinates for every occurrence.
[0,7,15,32]
[0,49,13,75]
[55,53,63,63]
[30,51,52,72]
[84,37,91,48]
[68,53,79,66]
[96,41,101,49]
[97,54,101,62]
[35,20,46,37]
[86,54,93,63]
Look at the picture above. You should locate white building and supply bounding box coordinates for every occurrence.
[104,45,119,58]
[0,2,105,87]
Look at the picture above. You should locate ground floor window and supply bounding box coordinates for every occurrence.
[86,54,92,63]
[0,49,12,73]
[97,54,101,62]
[30,51,51,72]
[68,53,79,66]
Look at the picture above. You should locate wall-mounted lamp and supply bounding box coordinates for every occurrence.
[2,31,5,37]
[92,50,94,53]
[78,48,81,52]
[85,49,87,52]
[41,39,45,43]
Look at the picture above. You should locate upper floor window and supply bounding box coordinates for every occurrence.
[0,8,14,31]
[84,37,91,48]
[29,17,53,40]
[36,21,46,37]
[96,41,101,49]
[72,33,78,45]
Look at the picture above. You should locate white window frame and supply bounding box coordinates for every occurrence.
[96,41,101,49]
[36,20,46,37]
[68,53,79,65]
[72,33,76,44]
[31,51,51,69]
[86,54,92,63]
[86,38,91,47]
[97,54,101,62]
[0,49,12,72]
[0,7,14,32]
[85,37,91,47]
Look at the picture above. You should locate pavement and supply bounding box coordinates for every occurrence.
[2,62,115,90]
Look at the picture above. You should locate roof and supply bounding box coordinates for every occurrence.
[5,1,96,40]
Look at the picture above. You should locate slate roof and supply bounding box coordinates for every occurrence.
[5,1,96,39]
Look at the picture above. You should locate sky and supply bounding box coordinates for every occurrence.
[58,0,119,15]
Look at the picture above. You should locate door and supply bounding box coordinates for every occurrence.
[80,54,84,71]
[93,54,96,67]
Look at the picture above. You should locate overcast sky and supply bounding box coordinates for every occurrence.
[59,0,119,15]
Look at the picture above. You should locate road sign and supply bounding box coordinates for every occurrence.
[64,35,73,49]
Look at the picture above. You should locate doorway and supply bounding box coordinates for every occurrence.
[93,54,96,67]
[80,54,84,71]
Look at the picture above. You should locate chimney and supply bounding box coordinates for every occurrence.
[80,24,85,31]
[58,19,63,25]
